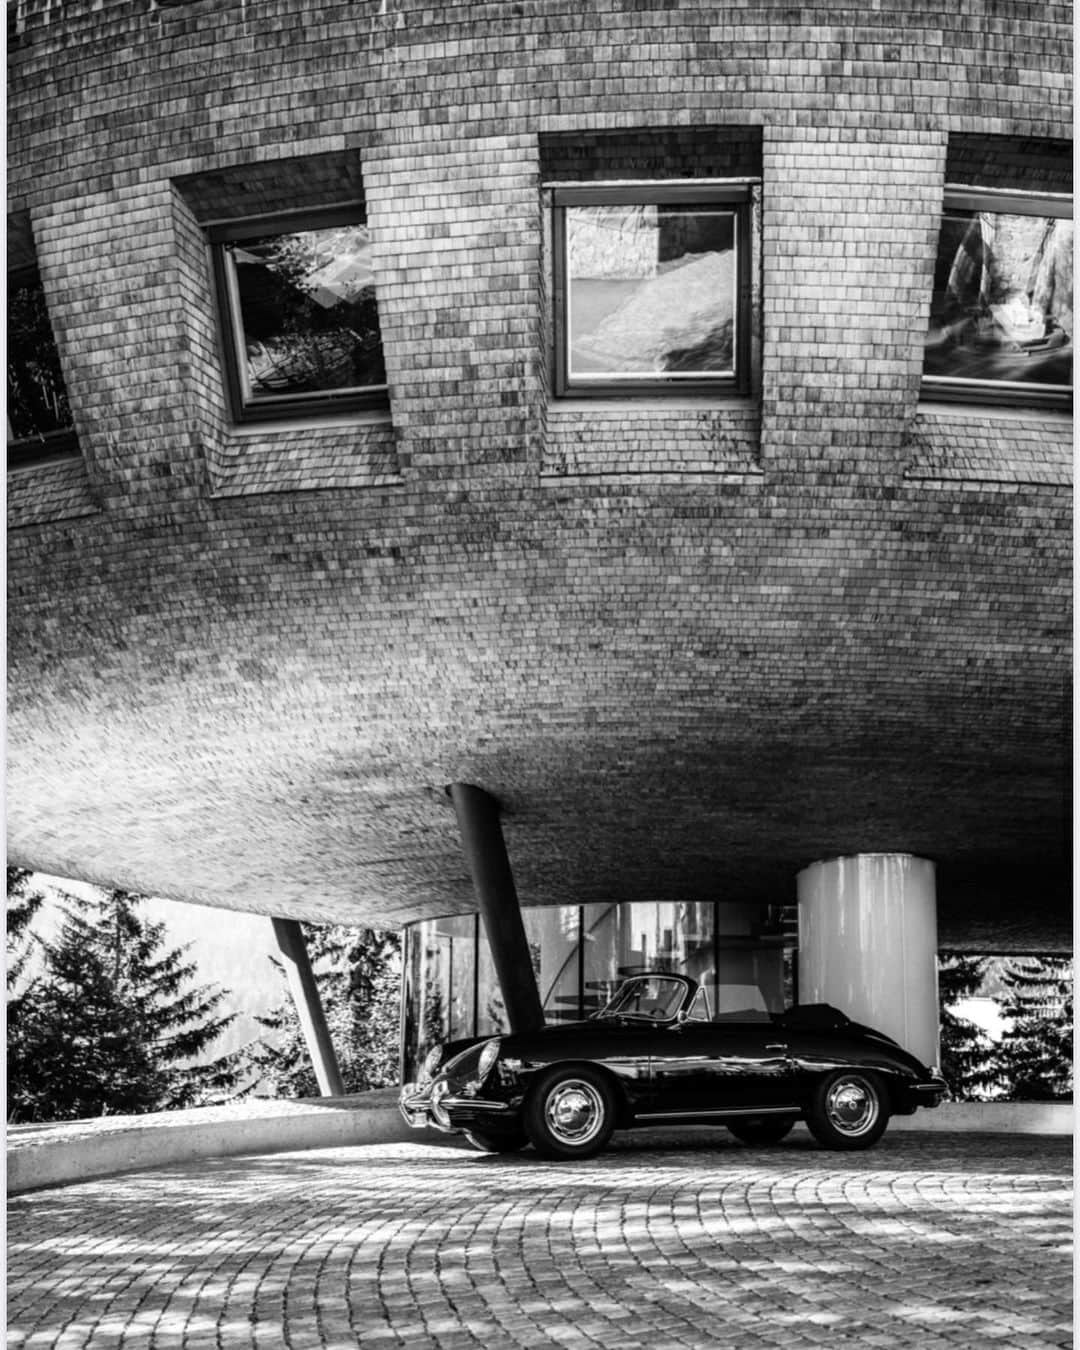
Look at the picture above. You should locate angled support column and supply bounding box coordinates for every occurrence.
[448,782,545,1033]
[271,917,346,1097]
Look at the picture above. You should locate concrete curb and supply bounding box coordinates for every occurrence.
[889,1100,1073,1134]
[7,1088,415,1194]
[7,1094,1071,1195]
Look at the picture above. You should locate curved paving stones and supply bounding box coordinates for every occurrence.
[7,1132,1072,1350]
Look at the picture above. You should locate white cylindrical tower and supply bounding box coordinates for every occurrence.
[797,853,939,1067]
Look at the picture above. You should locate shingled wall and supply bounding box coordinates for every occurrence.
[6,1,1072,939]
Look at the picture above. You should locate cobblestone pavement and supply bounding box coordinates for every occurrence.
[7,1130,1072,1349]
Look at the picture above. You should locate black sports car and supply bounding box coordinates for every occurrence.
[399,972,948,1159]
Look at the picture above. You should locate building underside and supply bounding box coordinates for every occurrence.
[6,0,1072,979]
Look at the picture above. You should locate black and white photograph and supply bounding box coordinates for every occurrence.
[6,1,1072,1346]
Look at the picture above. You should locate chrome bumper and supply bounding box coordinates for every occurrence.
[398,1083,515,1133]
[442,1096,515,1115]
[398,1083,439,1130]
[910,1077,949,1106]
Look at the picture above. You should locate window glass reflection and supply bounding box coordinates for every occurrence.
[581,902,715,1011]
[228,223,386,400]
[714,949,783,1015]
[402,916,476,1079]
[523,906,582,1023]
[476,934,510,1039]
[924,209,1072,390]
[401,900,794,1075]
[7,269,74,444]
[566,205,737,380]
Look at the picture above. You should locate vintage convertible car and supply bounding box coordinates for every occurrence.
[399,972,948,1159]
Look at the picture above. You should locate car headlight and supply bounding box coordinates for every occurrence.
[417,1045,443,1088]
[475,1039,500,1085]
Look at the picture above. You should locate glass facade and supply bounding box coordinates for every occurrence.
[401,901,793,1081]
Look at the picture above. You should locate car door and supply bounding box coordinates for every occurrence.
[645,1015,795,1119]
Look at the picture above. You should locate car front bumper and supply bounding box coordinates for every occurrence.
[398,1083,521,1133]
[909,1076,949,1107]
[399,1082,450,1131]
[440,1096,520,1131]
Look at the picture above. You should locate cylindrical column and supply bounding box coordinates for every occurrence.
[271,917,346,1097]
[797,853,939,1067]
[448,782,545,1033]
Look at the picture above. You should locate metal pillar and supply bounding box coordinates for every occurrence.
[447,782,545,1033]
[271,917,346,1097]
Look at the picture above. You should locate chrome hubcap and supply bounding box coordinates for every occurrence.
[545,1079,604,1145]
[825,1076,878,1135]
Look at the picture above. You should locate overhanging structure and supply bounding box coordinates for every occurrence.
[7,3,1072,1019]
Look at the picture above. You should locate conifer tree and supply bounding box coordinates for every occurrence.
[251,924,401,1097]
[7,867,44,991]
[937,953,997,1100]
[7,867,48,1119]
[991,956,1073,1101]
[6,879,255,1121]
[11,929,163,1120]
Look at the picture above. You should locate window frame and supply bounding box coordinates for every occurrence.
[551,181,755,399]
[207,203,388,425]
[921,185,1073,411]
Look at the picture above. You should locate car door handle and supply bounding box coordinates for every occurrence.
[765,1043,788,1052]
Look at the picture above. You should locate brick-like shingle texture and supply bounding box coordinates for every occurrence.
[6,1,1072,944]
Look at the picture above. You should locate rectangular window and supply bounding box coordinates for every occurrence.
[922,188,1072,409]
[552,184,753,398]
[209,205,387,422]
[7,265,78,467]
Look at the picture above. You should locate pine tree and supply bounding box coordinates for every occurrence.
[7,867,48,1121]
[6,880,256,1122]
[7,867,44,992]
[937,953,998,1100]
[251,924,401,1097]
[991,956,1073,1102]
[11,929,163,1121]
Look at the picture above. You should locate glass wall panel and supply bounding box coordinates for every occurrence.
[523,906,582,1024]
[401,915,476,1080]
[475,926,510,1038]
[446,917,476,1043]
[402,900,796,1076]
[714,948,784,1015]
[581,902,715,1013]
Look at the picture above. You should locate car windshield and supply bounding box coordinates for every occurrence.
[597,976,687,1021]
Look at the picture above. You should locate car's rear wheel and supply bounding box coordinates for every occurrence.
[524,1066,618,1160]
[463,1129,529,1154]
[807,1069,890,1149]
[727,1115,798,1146]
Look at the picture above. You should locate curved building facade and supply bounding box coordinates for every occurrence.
[7,1,1072,1055]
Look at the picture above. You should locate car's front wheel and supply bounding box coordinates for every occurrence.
[727,1115,798,1146]
[807,1069,890,1149]
[462,1129,529,1153]
[524,1066,618,1160]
